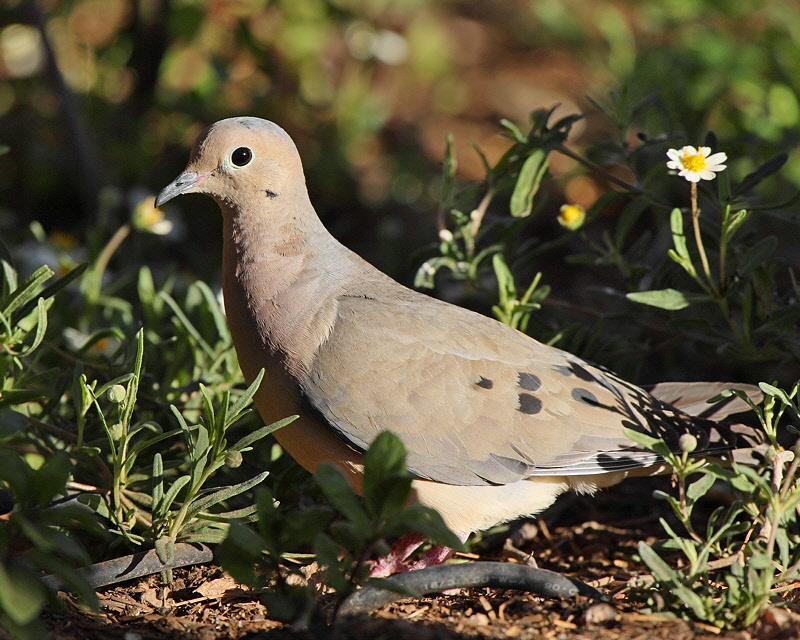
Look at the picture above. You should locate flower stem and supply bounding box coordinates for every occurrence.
[690,183,719,298]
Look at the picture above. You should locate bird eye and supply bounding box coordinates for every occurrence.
[231,147,253,167]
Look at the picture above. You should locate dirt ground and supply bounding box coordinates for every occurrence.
[27,477,800,640]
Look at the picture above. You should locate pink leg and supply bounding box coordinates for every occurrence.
[407,535,469,595]
[407,544,456,571]
[369,532,427,577]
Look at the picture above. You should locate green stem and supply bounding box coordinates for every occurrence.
[690,182,719,298]
[87,224,131,303]
[719,208,729,291]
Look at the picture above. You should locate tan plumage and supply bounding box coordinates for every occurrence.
[156,117,759,546]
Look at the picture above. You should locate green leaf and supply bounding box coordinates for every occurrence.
[194,280,231,345]
[499,118,527,144]
[637,542,709,619]
[758,382,796,408]
[686,473,716,504]
[12,263,87,323]
[669,208,690,261]
[614,197,649,249]
[313,533,349,593]
[1,264,52,318]
[183,472,269,523]
[0,408,27,440]
[14,297,52,357]
[721,208,750,244]
[737,236,777,277]
[383,503,466,551]
[363,432,411,518]
[189,424,210,486]
[227,369,265,424]
[286,505,334,546]
[159,291,216,359]
[440,132,457,208]
[155,535,175,565]
[510,149,549,217]
[329,520,367,549]
[623,428,673,458]
[733,152,788,197]
[0,564,47,625]
[626,288,699,311]
[152,453,164,514]
[315,462,370,532]
[230,415,297,452]
[216,520,267,587]
[118,330,145,429]
[32,451,72,506]
[158,475,191,517]
[747,552,773,570]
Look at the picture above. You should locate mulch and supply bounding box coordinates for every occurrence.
[29,477,800,640]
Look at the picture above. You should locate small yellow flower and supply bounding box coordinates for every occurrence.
[132,195,174,235]
[666,146,727,183]
[557,204,586,230]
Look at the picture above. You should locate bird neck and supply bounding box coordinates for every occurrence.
[220,195,351,380]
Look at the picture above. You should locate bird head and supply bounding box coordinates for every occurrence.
[155,117,305,211]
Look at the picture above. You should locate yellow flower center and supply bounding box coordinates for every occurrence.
[681,152,707,172]
[558,204,586,230]
[139,208,163,227]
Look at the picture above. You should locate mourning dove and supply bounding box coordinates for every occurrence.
[156,117,760,574]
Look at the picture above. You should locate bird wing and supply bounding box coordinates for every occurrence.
[299,282,751,486]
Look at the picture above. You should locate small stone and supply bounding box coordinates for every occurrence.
[582,602,618,625]
[467,612,490,627]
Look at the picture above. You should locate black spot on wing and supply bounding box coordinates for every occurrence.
[265,189,278,198]
[518,393,543,415]
[475,376,494,389]
[517,372,542,391]
[572,387,600,406]
[551,364,572,376]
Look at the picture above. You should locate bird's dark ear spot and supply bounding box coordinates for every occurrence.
[265,190,278,198]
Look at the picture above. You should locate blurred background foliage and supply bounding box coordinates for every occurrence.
[1,0,799,382]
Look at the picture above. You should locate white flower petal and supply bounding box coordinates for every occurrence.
[706,152,728,165]
[698,146,712,156]
[666,148,682,161]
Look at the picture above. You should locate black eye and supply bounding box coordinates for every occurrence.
[231,146,253,167]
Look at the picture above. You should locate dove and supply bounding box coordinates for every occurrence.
[156,117,760,575]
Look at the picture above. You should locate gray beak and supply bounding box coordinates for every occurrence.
[155,172,201,208]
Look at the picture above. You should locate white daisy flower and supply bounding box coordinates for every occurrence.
[666,146,727,182]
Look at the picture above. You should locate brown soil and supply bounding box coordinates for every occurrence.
[31,478,800,640]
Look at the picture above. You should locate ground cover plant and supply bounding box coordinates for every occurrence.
[2,1,800,638]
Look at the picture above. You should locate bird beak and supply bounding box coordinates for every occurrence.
[155,171,210,208]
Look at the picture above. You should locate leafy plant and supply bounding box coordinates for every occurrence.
[627,381,800,628]
[0,227,293,636]
[217,431,465,626]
